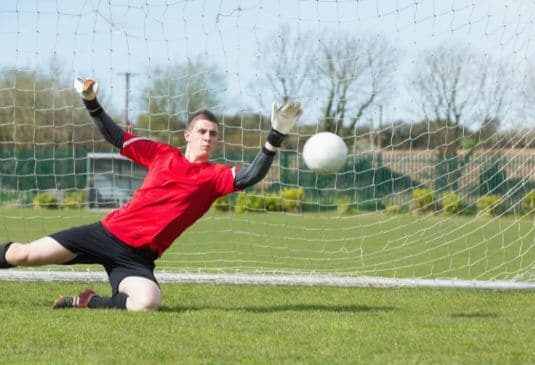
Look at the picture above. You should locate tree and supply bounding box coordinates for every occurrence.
[255,28,396,138]
[513,63,535,133]
[408,45,511,155]
[0,62,98,148]
[0,60,109,190]
[136,58,227,145]
[317,32,397,136]
[408,45,511,191]
[252,25,314,106]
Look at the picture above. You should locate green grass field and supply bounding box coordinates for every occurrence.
[1,207,535,281]
[0,207,534,363]
[0,281,533,364]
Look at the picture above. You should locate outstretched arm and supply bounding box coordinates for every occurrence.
[74,78,125,149]
[235,101,302,189]
[234,145,276,189]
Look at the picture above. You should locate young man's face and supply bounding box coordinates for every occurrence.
[184,119,219,162]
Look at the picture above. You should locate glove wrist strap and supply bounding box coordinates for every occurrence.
[267,129,286,148]
[83,98,102,116]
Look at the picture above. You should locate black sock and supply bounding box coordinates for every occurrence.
[0,243,14,268]
[88,292,128,309]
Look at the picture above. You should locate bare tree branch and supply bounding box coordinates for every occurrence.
[409,45,511,153]
[317,32,397,136]
[253,25,314,106]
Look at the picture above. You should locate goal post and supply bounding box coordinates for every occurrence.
[1,1,535,289]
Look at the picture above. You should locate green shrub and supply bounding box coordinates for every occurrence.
[33,192,58,209]
[476,194,502,217]
[385,204,401,215]
[62,191,86,209]
[337,197,353,215]
[234,192,279,213]
[213,195,232,212]
[236,193,261,213]
[234,189,300,214]
[441,191,463,214]
[248,194,266,211]
[234,193,247,213]
[281,187,304,213]
[264,194,282,212]
[522,190,535,214]
[461,202,478,216]
[412,188,434,211]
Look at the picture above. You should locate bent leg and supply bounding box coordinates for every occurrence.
[119,276,161,312]
[70,276,161,311]
[5,237,76,267]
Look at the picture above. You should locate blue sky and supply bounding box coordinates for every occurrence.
[1,0,535,126]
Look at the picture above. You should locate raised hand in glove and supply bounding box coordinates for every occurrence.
[74,77,99,101]
[267,101,303,148]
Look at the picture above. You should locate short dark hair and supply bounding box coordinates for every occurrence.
[187,109,219,128]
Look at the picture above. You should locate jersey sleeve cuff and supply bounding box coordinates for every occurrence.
[262,146,276,157]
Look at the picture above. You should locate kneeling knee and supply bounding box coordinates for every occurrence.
[128,295,161,312]
[6,244,30,265]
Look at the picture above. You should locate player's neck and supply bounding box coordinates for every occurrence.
[184,148,210,164]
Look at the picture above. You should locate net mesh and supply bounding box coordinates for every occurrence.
[1,0,535,287]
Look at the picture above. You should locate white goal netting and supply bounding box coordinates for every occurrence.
[1,0,535,289]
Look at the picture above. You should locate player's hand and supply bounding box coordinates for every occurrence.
[271,101,302,135]
[74,77,99,100]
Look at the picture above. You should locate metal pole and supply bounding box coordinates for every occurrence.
[118,72,135,130]
[124,72,130,127]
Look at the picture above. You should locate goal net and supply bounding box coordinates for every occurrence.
[1,1,535,289]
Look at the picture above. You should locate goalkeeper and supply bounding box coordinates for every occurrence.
[0,78,302,312]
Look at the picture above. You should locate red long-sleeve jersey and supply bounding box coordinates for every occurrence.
[102,133,238,257]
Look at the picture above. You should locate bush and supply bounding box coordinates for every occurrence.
[281,187,304,213]
[234,192,282,213]
[62,191,86,209]
[33,192,58,209]
[234,189,302,214]
[441,191,463,214]
[234,193,247,213]
[264,194,282,212]
[522,190,535,214]
[250,194,267,211]
[214,195,231,212]
[412,188,434,211]
[234,193,264,213]
[476,194,502,217]
[337,197,353,215]
[385,204,401,215]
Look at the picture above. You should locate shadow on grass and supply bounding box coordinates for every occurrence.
[450,312,499,318]
[161,303,398,314]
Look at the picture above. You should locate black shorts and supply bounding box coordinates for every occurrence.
[50,222,159,294]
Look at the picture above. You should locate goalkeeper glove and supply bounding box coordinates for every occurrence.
[74,77,102,115]
[267,101,303,148]
[74,77,99,101]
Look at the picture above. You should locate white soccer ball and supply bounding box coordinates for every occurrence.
[302,132,348,174]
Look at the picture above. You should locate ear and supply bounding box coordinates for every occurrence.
[184,129,191,142]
